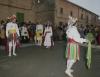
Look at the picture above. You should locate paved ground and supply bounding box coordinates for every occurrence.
[0,42,100,77]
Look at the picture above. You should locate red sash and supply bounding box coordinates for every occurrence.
[68,38,77,43]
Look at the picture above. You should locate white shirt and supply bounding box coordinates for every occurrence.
[66,26,86,43]
[6,22,20,37]
[44,26,53,37]
[21,26,29,36]
[36,24,43,32]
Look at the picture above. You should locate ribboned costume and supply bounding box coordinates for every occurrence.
[6,15,20,56]
[65,16,87,77]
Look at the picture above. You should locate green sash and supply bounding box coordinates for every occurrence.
[86,41,91,69]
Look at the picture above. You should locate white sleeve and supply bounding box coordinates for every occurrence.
[72,29,87,44]
[6,24,9,37]
[50,27,53,36]
[66,27,87,44]
[73,37,87,44]
[16,24,20,37]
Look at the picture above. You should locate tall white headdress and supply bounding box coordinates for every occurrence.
[68,16,78,28]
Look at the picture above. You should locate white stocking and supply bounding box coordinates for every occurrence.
[66,59,75,71]
[67,59,70,70]
[65,59,75,77]
[13,40,16,56]
[8,41,12,56]
[68,60,75,71]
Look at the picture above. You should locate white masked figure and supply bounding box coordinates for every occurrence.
[65,16,88,77]
[6,15,20,56]
[35,24,43,46]
[43,25,53,48]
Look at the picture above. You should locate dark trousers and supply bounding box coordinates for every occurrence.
[21,36,29,43]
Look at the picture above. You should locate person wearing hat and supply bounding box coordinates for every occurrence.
[65,16,88,77]
[6,15,20,56]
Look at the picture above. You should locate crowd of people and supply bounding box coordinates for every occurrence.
[0,15,54,56]
[54,20,100,45]
[0,15,100,77]
[0,16,100,47]
[0,15,100,52]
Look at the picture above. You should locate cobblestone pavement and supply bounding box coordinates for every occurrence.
[0,42,100,77]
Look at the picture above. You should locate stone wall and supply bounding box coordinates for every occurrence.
[0,0,35,22]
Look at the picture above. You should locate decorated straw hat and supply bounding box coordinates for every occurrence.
[10,14,16,20]
[7,17,10,20]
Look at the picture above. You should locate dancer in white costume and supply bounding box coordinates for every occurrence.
[35,24,43,46]
[65,16,88,77]
[6,15,20,56]
[43,24,53,48]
